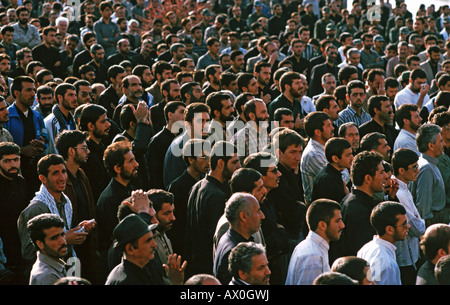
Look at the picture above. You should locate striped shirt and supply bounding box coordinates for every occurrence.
[300,139,327,203]
[335,105,371,128]
[233,122,269,160]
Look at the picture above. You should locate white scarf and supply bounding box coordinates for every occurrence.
[33,184,73,232]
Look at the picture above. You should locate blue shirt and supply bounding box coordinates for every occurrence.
[196,52,220,70]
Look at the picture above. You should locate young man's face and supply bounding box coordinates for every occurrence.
[92,113,111,139]
[73,141,90,165]
[77,85,93,105]
[156,203,176,232]
[60,89,78,110]
[0,59,10,76]
[17,81,36,108]
[41,163,68,194]
[392,214,410,242]
[2,31,13,44]
[336,147,354,170]
[119,150,139,180]
[369,162,388,193]
[39,226,68,259]
[278,144,303,170]
[0,153,20,180]
[325,209,345,242]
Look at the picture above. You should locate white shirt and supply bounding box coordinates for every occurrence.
[357,236,402,285]
[393,176,426,267]
[285,231,330,285]
[300,96,316,114]
[394,86,430,110]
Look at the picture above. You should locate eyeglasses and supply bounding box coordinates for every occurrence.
[408,164,419,171]
[197,155,210,160]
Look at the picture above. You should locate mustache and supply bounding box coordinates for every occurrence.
[59,244,68,251]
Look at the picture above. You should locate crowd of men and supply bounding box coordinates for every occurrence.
[1,0,450,286]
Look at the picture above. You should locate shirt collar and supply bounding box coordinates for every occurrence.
[373,235,397,255]
[421,153,439,166]
[307,231,329,251]
[38,251,66,273]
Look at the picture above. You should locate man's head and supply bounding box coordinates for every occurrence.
[350,150,386,194]
[74,80,93,105]
[416,123,444,158]
[16,6,29,25]
[79,64,96,84]
[55,130,89,166]
[243,152,280,192]
[36,85,54,114]
[367,95,394,125]
[228,241,270,285]
[273,128,306,171]
[279,71,303,99]
[338,122,359,153]
[11,75,36,108]
[0,141,20,180]
[206,91,234,124]
[316,95,340,122]
[0,53,11,77]
[37,154,68,195]
[205,64,222,87]
[0,97,8,124]
[370,201,409,243]
[360,132,391,161]
[408,68,428,94]
[90,44,105,64]
[338,64,358,86]
[206,37,221,56]
[210,140,240,180]
[420,224,450,264]
[103,140,138,181]
[182,138,211,174]
[273,107,294,129]
[161,79,181,102]
[395,103,422,132]
[331,256,375,285]
[325,137,354,170]
[180,81,205,104]
[113,214,158,265]
[307,198,344,243]
[391,148,419,182]
[230,168,267,203]
[254,61,271,88]
[122,75,143,101]
[346,80,366,109]
[184,102,211,138]
[79,104,111,140]
[225,192,265,239]
[147,189,175,233]
[55,83,77,111]
[27,213,68,259]
[237,73,258,95]
[320,73,336,95]
[304,111,334,143]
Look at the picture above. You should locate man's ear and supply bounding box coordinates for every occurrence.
[35,240,45,251]
[38,174,47,185]
[113,164,122,176]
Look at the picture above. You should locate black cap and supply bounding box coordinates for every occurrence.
[113,214,158,249]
